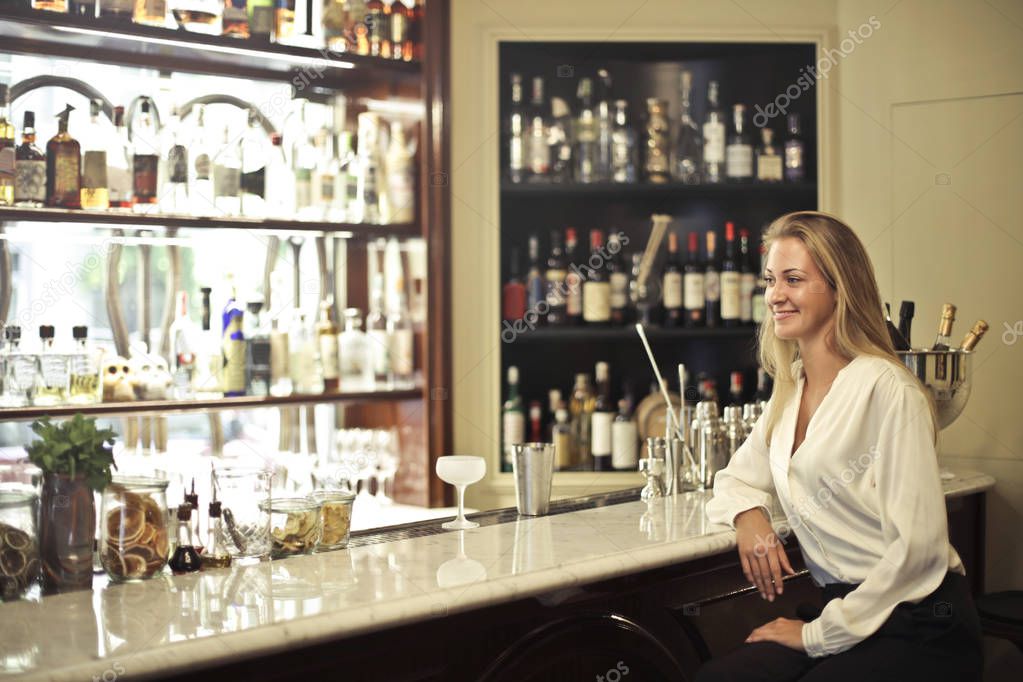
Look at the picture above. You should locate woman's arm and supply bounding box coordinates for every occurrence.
[801,379,950,657]
[706,399,776,528]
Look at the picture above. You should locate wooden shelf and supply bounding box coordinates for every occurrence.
[0,5,420,88]
[501,181,818,199]
[0,385,424,421]
[0,206,419,238]
[503,325,757,343]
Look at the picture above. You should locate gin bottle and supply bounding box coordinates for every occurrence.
[34,325,70,406]
[1,327,36,407]
[68,326,100,405]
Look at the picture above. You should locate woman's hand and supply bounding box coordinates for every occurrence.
[745,618,806,651]
[734,507,796,601]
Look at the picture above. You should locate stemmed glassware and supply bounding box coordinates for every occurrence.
[435,456,486,530]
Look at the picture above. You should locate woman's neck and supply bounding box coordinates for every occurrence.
[798,331,849,390]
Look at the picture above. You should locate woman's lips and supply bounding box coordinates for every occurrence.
[773,310,798,321]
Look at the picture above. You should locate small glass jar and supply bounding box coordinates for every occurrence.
[213,466,272,563]
[310,490,355,551]
[0,490,40,601]
[263,497,322,558]
[100,476,170,582]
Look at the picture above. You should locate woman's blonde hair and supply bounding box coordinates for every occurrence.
[757,211,936,442]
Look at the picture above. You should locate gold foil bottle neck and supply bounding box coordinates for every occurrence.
[938,303,957,337]
[960,319,988,351]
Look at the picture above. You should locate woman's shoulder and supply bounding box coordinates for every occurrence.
[845,354,929,404]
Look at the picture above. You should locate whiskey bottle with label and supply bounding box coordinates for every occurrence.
[14,111,46,207]
[46,105,82,209]
[755,128,783,183]
[725,104,753,183]
[132,100,160,213]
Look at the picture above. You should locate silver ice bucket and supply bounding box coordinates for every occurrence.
[896,350,972,430]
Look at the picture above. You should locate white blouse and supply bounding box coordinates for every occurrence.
[706,354,964,658]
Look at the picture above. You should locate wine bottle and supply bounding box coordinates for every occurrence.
[683,231,705,327]
[662,231,684,328]
[502,246,527,322]
[583,229,611,326]
[611,397,639,472]
[525,234,545,314]
[898,301,914,348]
[563,227,583,326]
[959,320,988,351]
[738,229,755,325]
[608,232,631,325]
[704,231,721,327]
[720,222,741,326]
[931,303,957,351]
[885,303,910,351]
[528,400,543,443]
[591,362,614,472]
[502,366,526,472]
[544,230,567,326]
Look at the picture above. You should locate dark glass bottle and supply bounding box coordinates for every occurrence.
[738,229,755,325]
[502,247,527,322]
[583,229,611,326]
[525,234,545,315]
[132,100,159,209]
[14,111,46,207]
[45,104,81,209]
[704,231,721,327]
[608,232,631,326]
[784,113,805,182]
[720,222,741,327]
[507,72,525,184]
[169,504,202,575]
[563,228,582,326]
[885,303,911,351]
[683,231,705,328]
[662,231,683,327]
[544,230,567,326]
[897,301,914,348]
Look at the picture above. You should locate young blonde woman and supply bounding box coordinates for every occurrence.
[697,212,982,681]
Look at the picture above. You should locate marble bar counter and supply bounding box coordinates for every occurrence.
[0,470,994,682]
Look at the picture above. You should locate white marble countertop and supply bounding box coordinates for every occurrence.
[0,470,994,681]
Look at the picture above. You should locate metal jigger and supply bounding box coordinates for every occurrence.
[896,350,973,430]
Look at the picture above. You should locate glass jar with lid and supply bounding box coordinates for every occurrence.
[212,465,272,563]
[100,476,170,582]
[0,490,40,601]
[310,489,355,551]
[263,497,322,558]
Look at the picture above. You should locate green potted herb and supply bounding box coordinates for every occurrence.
[27,415,117,593]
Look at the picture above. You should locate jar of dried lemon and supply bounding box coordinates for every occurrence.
[264,497,322,558]
[100,477,170,582]
[310,490,355,551]
[0,490,40,601]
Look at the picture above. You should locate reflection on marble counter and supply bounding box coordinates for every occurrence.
[0,470,995,681]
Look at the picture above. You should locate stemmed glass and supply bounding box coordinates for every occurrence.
[435,456,486,530]
[374,429,399,506]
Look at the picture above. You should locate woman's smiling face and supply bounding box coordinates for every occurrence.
[764,237,837,343]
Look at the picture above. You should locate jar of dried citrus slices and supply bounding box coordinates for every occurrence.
[100,477,170,582]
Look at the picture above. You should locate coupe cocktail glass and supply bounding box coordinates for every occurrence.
[435,456,486,530]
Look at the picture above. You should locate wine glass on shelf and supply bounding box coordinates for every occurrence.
[435,456,486,530]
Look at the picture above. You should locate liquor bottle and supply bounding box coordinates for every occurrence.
[738,229,755,324]
[161,107,190,214]
[393,0,414,61]
[249,0,275,41]
[339,308,369,389]
[187,105,213,215]
[528,400,543,442]
[673,70,702,184]
[131,100,159,212]
[591,361,614,471]
[702,81,726,184]
[610,100,637,184]
[704,230,721,327]
[68,326,100,405]
[720,222,741,326]
[388,277,415,386]
[594,69,614,183]
[213,125,241,216]
[931,303,957,351]
[751,242,767,325]
[569,373,595,466]
[563,228,583,326]
[725,104,753,183]
[608,232,631,325]
[101,0,134,19]
[352,111,382,223]
[274,0,299,44]
[14,111,46,208]
[683,230,705,327]
[525,234,544,314]
[70,0,97,15]
[289,312,324,393]
[574,78,599,184]
[410,0,423,61]
[885,303,910,351]
[1,327,37,407]
[643,98,671,183]
[245,299,271,396]
[729,371,744,405]
[80,100,110,211]
[0,85,13,207]
[611,397,638,471]
[316,299,340,392]
[546,388,561,440]
[32,0,69,12]
[34,325,70,406]
[351,0,370,54]
[507,72,526,184]
[755,367,771,404]
[200,499,232,569]
[310,126,335,219]
[755,127,783,183]
[544,230,567,326]
[168,291,198,399]
[385,121,414,223]
[107,106,132,210]
[898,301,914,348]
[527,76,551,182]
[169,504,201,575]
[184,479,202,553]
[662,231,684,327]
[553,404,574,471]
[959,320,988,351]
[265,132,295,219]
[329,128,352,221]
[583,229,611,326]
[366,272,390,386]
[221,279,247,397]
[502,366,526,472]
[133,0,168,27]
[240,110,268,218]
[222,0,250,37]
[193,287,223,398]
[46,105,82,209]
[365,0,386,56]
[784,113,805,182]
[268,305,292,397]
[548,97,574,184]
[502,247,527,322]
[171,0,222,33]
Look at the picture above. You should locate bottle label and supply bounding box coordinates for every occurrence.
[740,273,756,322]
[662,272,683,309]
[194,153,212,181]
[133,155,159,200]
[611,420,638,470]
[108,166,131,204]
[319,334,339,380]
[222,340,246,393]
[705,271,721,302]
[390,329,414,376]
[54,153,80,198]
[582,281,611,322]
[14,160,46,202]
[725,145,753,178]
[252,6,275,35]
[610,272,629,308]
[528,131,550,175]
[757,154,783,181]
[241,167,266,198]
[387,170,414,223]
[703,122,725,163]
[721,271,741,320]
[169,145,188,184]
[214,165,241,198]
[565,271,582,316]
[545,269,566,307]
[684,272,705,309]
[82,150,108,189]
[591,412,613,457]
[503,412,525,463]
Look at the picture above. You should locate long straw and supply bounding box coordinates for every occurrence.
[634,323,682,439]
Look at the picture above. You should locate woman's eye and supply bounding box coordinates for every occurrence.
[764,276,774,285]
[787,277,800,284]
